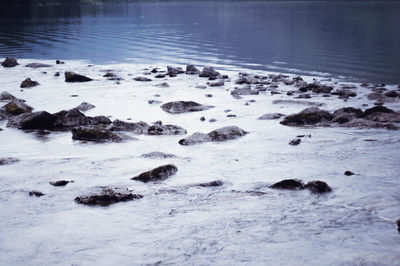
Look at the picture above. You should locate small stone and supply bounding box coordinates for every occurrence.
[75,187,142,206]
[227,114,236,118]
[29,190,45,197]
[205,94,213,98]
[200,116,206,121]
[1,57,19,67]
[131,164,178,183]
[134,76,152,82]
[155,74,166,78]
[397,219,400,233]
[20,78,39,88]
[344,171,354,176]
[56,60,65,64]
[196,180,224,187]
[270,179,305,190]
[289,138,301,145]
[25,62,51,68]
[209,118,217,122]
[49,180,72,187]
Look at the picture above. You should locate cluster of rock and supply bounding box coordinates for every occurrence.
[270,179,332,194]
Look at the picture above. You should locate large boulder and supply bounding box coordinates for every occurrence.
[199,66,220,78]
[65,71,92,82]
[1,57,19,67]
[269,179,306,190]
[235,75,259,85]
[0,91,17,101]
[25,62,51,68]
[332,107,363,124]
[1,100,33,116]
[53,109,111,129]
[280,107,333,126]
[20,78,39,88]
[161,101,214,114]
[72,125,128,142]
[7,111,57,129]
[361,106,394,118]
[131,164,178,183]
[305,181,332,193]
[75,187,143,206]
[179,126,247,145]
[185,65,200,75]
[108,119,149,133]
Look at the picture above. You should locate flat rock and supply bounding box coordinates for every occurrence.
[49,180,72,187]
[208,80,225,87]
[179,126,247,145]
[1,57,19,67]
[305,181,332,193]
[270,179,305,190]
[25,62,52,68]
[65,71,92,82]
[195,180,224,187]
[161,101,214,114]
[289,138,301,145]
[258,113,286,120]
[344,171,354,176]
[53,109,111,129]
[140,152,177,159]
[154,82,169,88]
[20,78,39,88]
[75,102,96,112]
[72,125,129,142]
[280,107,333,126]
[75,187,143,206]
[108,119,149,133]
[29,190,45,197]
[147,123,187,135]
[231,86,260,96]
[131,164,178,183]
[134,76,152,82]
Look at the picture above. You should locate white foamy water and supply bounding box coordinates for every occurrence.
[0,59,399,265]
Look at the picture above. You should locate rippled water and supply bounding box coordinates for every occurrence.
[0,1,400,83]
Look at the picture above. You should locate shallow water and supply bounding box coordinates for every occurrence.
[0,60,399,265]
[0,1,400,83]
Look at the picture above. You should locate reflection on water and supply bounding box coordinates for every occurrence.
[0,1,399,83]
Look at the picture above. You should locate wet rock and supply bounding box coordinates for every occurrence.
[362,106,394,117]
[148,99,162,104]
[297,93,311,99]
[272,99,324,107]
[49,180,72,187]
[65,71,92,82]
[161,101,214,114]
[185,65,200,75]
[344,171,354,176]
[54,72,60,77]
[167,66,184,76]
[384,90,399,98]
[196,180,224,187]
[299,83,333,94]
[0,157,19,165]
[205,94,213,98]
[231,86,260,96]
[199,66,220,78]
[305,181,332,193]
[72,125,128,142]
[332,107,363,124]
[53,109,111,129]
[179,126,247,145]
[131,164,178,183]
[25,62,51,68]
[29,190,45,197]
[108,119,149,133]
[195,85,207,89]
[1,100,33,116]
[397,219,400,233]
[20,78,39,88]
[1,57,19,67]
[154,82,170,88]
[75,187,143,206]
[209,118,217,122]
[0,91,17,101]
[140,152,177,159]
[103,72,123,81]
[147,123,187,135]
[331,89,357,98]
[366,92,396,103]
[200,116,206,121]
[227,114,236,118]
[7,111,57,130]
[270,179,305,190]
[208,80,224,87]
[363,112,400,123]
[235,75,259,85]
[56,60,65,64]
[134,76,152,82]
[289,138,301,145]
[280,107,333,126]
[75,102,95,112]
[155,74,166,78]
[258,113,286,120]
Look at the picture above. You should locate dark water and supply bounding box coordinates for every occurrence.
[1,1,400,83]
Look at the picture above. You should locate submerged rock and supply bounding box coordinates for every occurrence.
[108,119,149,133]
[65,71,92,82]
[208,80,224,87]
[131,164,178,183]
[25,62,51,68]
[1,100,33,116]
[199,66,220,78]
[0,91,17,101]
[280,107,333,126]
[270,179,305,190]
[161,101,214,114]
[305,181,332,193]
[1,57,19,67]
[29,190,45,197]
[231,86,260,96]
[258,113,286,120]
[0,157,19,165]
[75,102,96,112]
[133,76,152,82]
[140,152,177,159]
[75,187,143,206]
[196,180,224,187]
[289,138,301,145]
[20,78,39,88]
[49,180,72,187]
[272,100,325,107]
[72,125,129,142]
[179,126,247,145]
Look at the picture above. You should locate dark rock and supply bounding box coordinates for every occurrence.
[397,219,400,233]
[289,138,301,145]
[52,109,111,129]
[235,75,259,85]
[75,187,142,206]
[208,80,224,87]
[205,94,213,98]
[231,86,260,96]
[140,152,177,159]
[1,57,19,67]
[0,91,17,101]
[161,101,214,114]
[209,118,217,122]
[148,99,162,104]
[270,179,305,190]
[25,62,51,68]
[195,85,207,89]
[54,72,60,77]
[56,60,65,64]
[155,74,166,78]
[75,102,95,112]
[154,82,170,88]
[196,180,224,187]
[297,93,311,99]
[305,181,332,193]
[1,100,33,116]
[167,66,184,76]
[227,114,237,118]
[134,76,152,82]
[147,123,187,135]
[151,68,158,73]
[332,107,363,124]
[384,90,399,98]
[72,125,128,142]
[7,111,57,130]
[331,89,357,98]
[65,71,92,82]
[272,100,324,107]
[131,164,178,183]
[49,180,71,187]
[108,119,149,133]
[200,116,206,121]
[271,91,282,95]
[344,171,354,176]
[299,83,333,94]
[280,107,333,126]
[29,190,45,197]
[363,112,400,123]
[258,113,285,120]
[20,78,39,88]
[179,126,247,145]
[362,106,394,117]
[0,157,19,165]
[185,65,200,75]
[199,66,220,78]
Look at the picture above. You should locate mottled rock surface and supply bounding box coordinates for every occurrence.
[131,164,178,183]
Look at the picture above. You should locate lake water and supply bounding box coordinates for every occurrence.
[0,1,399,83]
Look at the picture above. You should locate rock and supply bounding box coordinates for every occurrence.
[331,89,357,98]
[140,152,177,159]
[1,57,19,67]
[200,116,206,121]
[75,187,143,206]
[72,125,128,142]
[51,109,111,129]
[208,80,224,87]
[161,101,214,114]
[297,93,311,99]
[155,74,166,78]
[397,219,400,233]
[272,99,324,107]
[103,72,123,81]
[0,157,19,165]
[167,66,184,76]
[195,85,207,89]
[280,107,333,126]
[344,171,354,176]
[185,65,200,75]
[362,106,395,117]
[258,113,286,120]
[148,99,162,104]
[56,60,65,64]
[179,126,247,145]
[54,72,60,77]
[205,94,213,98]
[196,180,224,187]
[199,66,220,78]
[131,164,178,183]
[7,111,57,130]
[363,112,400,123]
[25,62,51,68]
[270,179,305,190]
[384,90,399,98]
[332,107,363,124]
[0,91,17,101]
[29,190,45,197]
[227,114,236,118]
[289,138,301,145]
[0,127,2,131]
[134,76,152,82]
[154,82,169,88]
[1,100,33,116]
[235,75,259,85]
[20,78,39,88]
[49,180,71,187]
[209,118,217,122]
[108,119,149,133]
[75,102,96,112]
[231,86,260,96]
[299,83,333,94]
[147,123,187,135]
[65,71,92,82]
[305,181,332,193]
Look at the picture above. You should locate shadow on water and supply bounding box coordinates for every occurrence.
[0,0,399,83]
